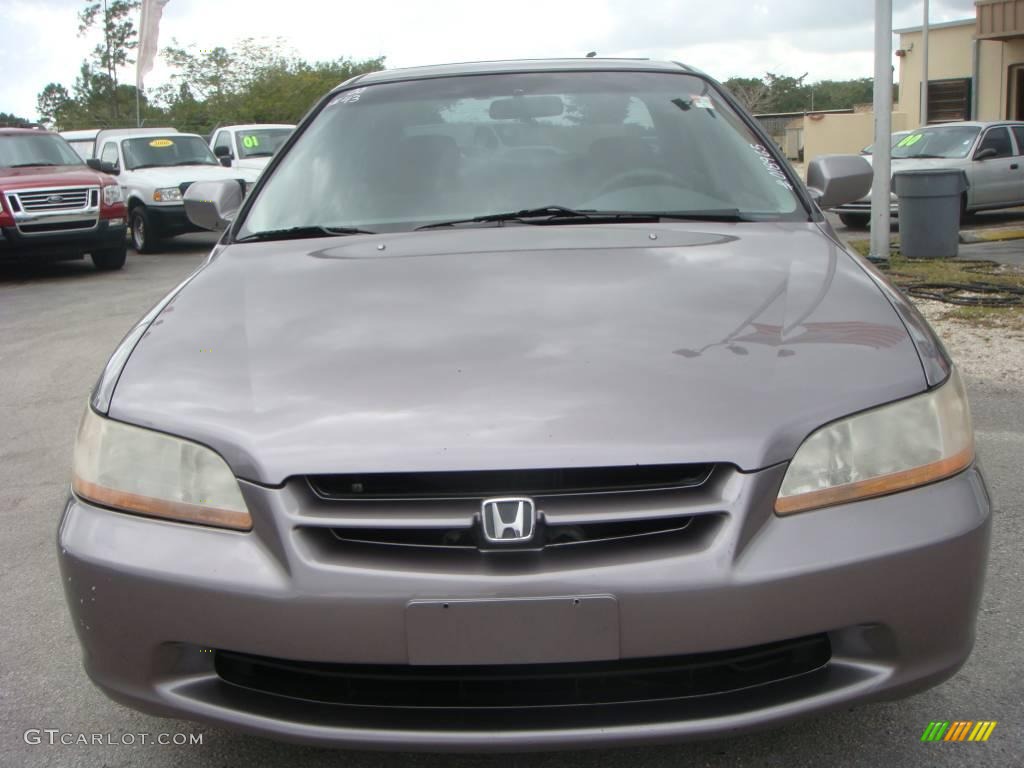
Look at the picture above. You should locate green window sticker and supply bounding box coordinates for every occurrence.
[897,134,924,148]
[242,135,260,149]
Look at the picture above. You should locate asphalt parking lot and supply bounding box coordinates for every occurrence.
[1,233,1021,767]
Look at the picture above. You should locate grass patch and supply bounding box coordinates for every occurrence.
[846,239,1024,329]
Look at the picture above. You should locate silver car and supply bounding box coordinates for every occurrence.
[59,59,991,752]
[835,120,1024,228]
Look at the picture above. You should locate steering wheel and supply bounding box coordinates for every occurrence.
[594,169,684,197]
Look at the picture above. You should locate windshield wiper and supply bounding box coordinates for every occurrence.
[416,206,748,230]
[236,225,376,243]
[7,162,59,167]
[171,160,218,166]
[417,206,599,230]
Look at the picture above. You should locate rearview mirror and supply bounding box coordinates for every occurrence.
[974,147,998,161]
[184,179,243,231]
[489,95,564,120]
[806,154,873,210]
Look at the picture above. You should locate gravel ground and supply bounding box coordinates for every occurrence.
[915,300,1024,386]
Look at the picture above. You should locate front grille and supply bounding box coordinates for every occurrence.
[214,635,831,709]
[328,512,707,550]
[13,187,95,212]
[309,464,715,500]
[18,219,97,234]
[296,463,729,557]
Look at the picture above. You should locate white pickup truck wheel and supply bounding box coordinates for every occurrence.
[130,207,160,253]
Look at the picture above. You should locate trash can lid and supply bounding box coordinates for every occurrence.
[893,168,969,197]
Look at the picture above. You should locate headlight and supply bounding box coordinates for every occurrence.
[776,369,974,515]
[71,408,252,531]
[102,184,123,205]
[153,187,182,202]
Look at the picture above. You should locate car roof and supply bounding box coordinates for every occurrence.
[0,127,53,135]
[59,129,100,139]
[218,124,295,132]
[922,120,1024,129]
[336,58,692,92]
[94,127,180,141]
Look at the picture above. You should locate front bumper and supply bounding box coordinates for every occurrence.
[57,465,991,752]
[145,204,196,236]
[0,218,126,262]
[834,200,899,217]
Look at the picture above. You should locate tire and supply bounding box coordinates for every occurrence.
[838,213,870,230]
[91,245,126,271]
[130,206,161,253]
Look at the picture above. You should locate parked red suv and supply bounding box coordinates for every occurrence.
[0,127,128,270]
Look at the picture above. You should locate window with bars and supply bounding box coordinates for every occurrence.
[927,78,972,123]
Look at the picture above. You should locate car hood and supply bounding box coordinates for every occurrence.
[235,157,271,173]
[109,223,927,484]
[0,164,108,189]
[124,164,260,186]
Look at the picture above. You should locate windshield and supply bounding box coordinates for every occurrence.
[236,128,292,158]
[862,132,911,155]
[0,133,83,168]
[240,71,803,237]
[891,126,980,159]
[122,135,218,170]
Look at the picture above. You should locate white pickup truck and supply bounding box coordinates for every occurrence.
[210,124,294,175]
[90,128,261,252]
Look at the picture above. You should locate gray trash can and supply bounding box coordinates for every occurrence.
[894,169,968,259]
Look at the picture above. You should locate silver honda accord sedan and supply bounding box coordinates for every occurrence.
[58,59,991,752]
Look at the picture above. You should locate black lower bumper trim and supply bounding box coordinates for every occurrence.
[215,634,832,709]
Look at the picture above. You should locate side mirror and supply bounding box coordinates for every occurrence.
[184,179,243,231]
[806,154,873,209]
[974,147,998,161]
[87,158,119,175]
[213,144,233,166]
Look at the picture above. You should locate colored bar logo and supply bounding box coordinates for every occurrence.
[921,721,997,742]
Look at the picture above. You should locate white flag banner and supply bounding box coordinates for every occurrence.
[136,0,171,90]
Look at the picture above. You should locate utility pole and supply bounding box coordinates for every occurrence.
[870,0,894,260]
[922,0,930,126]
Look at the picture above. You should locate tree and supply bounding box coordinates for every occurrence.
[77,0,141,122]
[723,73,889,115]
[155,38,384,133]
[0,111,35,128]
[723,77,774,114]
[36,83,74,128]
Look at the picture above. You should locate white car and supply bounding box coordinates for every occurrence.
[59,129,100,160]
[90,128,261,252]
[834,121,1024,228]
[209,124,294,175]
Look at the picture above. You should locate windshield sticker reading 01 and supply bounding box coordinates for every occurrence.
[897,134,925,148]
[149,139,175,148]
[750,144,794,190]
[242,135,260,149]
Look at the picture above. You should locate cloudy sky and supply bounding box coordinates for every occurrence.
[2,0,978,120]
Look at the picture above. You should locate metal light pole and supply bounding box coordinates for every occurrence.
[922,0,930,125]
[870,0,894,260]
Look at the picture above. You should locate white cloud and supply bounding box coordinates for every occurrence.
[0,0,980,120]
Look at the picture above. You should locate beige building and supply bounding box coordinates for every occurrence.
[898,1,1024,128]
